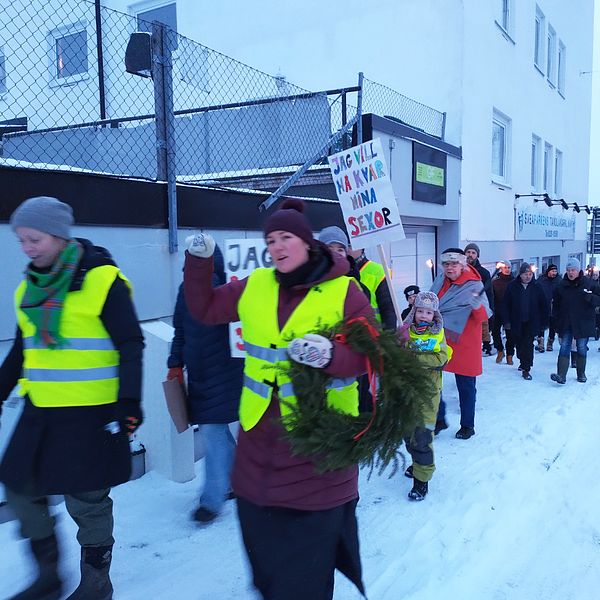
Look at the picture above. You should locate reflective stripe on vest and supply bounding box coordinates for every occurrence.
[359,260,386,323]
[236,268,359,431]
[15,265,130,408]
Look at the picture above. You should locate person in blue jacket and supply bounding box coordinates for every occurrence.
[167,244,243,523]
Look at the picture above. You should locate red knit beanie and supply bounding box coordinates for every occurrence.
[263,199,315,245]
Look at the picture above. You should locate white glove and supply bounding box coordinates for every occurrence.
[287,334,333,369]
[185,233,215,258]
[468,293,483,310]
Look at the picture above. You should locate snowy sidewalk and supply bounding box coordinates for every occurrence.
[1,341,599,600]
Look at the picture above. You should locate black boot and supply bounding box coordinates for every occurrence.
[66,546,113,600]
[408,478,428,501]
[576,355,587,383]
[570,351,577,368]
[551,356,570,384]
[10,534,62,600]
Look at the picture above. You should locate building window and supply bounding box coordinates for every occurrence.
[531,134,541,190]
[534,6,545,72]
[49,22,88,85]
[558,41,566,96]
[546,25,556,85]
[496,0,513,37]
[543,142,553,193]
[492,110,511,184]
[554,149,563,196]
[0,47,6,94]
[133,1,177,33]
[542,255,560,273]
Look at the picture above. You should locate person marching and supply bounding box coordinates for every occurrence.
[348,247,397,330]
[431,248,491,440]
[550,258,600,384]
[0,197,144,600]
[536,263,561,352]
[398,292,452,501]
[491,260,515,364]
[166,243,243,524]
[503,263,548,380]
[183,199,374,600]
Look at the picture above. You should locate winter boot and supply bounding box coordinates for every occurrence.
[482,342,496,357]
[522,369,532,380]
[570,351,577,369]
[455,426,475,440]
[576,355,587,383]
[404,465,413,478]
[506,355,514,365]
[546,338,554,352]
[433,418,448,436]
[10,535,62,600]
[495,351,504,364]
[66,546,113,600]
[550,356,570,385]
[408,478,428,501]
[536,336,545,353]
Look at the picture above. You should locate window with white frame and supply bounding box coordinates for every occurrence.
[543,142,553,193]
[49,22,88,84]
[558,40,566,96]
[492,110,511,184]
[0,47,6,94]
[496,0,513,37]
[546,25,556,85]
[554,149,563,196]
[531,134,541,190]
[133,1,177,34]
[534,6,545,72]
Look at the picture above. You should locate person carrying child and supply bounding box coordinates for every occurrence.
[398,291,452,501]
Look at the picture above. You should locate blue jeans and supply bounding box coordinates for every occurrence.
[199,424,236,514]
[436,375,477,428]
[558,332,589,358]
[456,374,477,428]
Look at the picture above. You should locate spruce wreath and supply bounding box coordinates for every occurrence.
[281,317,437,475]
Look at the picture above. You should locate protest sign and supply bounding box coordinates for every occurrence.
[328,138,404,248]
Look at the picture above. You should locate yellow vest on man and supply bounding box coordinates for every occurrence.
[359,260,386,323]
[14,265,128,408]
[237,268,359,431]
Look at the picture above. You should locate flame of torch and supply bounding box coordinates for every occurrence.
[426,258,435,282]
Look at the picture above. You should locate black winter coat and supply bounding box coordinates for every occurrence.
[0,239,144,495]
[503,278,548,339]
[472,259,494,312]
[537,273,561,311]
[552,273,600,338]
[168,245,242,424]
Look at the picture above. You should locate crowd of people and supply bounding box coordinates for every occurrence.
[1,195,599,600]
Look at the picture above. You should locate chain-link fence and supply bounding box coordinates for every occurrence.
[0,0,443,186]
[362,78,445,139]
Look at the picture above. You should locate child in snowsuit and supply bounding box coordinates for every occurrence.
[400,291,452,500]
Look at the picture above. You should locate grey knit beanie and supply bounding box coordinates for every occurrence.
[464,242,480,257]
[318,226,349,250]
[566,257,581,271]
[10,197,73,240]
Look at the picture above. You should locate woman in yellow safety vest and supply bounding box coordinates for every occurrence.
[0,196,144,600]
[184,199,375,600]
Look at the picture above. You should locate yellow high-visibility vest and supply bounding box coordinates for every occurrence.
[15,265,130,408]
[359,260,386,322]
[236,268,359,431]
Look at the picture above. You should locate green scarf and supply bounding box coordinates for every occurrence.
[20,240,83,348]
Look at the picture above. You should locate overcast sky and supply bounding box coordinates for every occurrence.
[589,3,599,205]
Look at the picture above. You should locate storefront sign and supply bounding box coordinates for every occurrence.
[515,199,576,240]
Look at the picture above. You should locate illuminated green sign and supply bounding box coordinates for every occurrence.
[416,162,444,187]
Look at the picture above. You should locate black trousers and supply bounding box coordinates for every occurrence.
[492,319,515,355]
[236,497,364,600]
[514,322,535,371]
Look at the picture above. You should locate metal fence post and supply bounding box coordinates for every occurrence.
[357,72,364,145]
[152,22,178,253]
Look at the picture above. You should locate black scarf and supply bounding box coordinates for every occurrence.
[276,247,332,289]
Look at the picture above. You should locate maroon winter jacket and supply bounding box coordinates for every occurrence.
[184,249,375,510]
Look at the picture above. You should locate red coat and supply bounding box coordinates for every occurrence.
[439,265,488,377]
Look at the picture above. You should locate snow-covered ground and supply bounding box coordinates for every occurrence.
[1,341,600,600]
